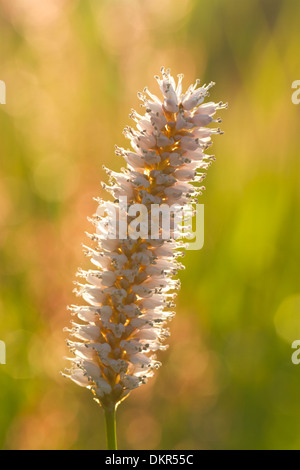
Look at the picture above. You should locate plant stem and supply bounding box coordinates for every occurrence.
[104,406,117,450]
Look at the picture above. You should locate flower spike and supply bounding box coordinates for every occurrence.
[63,68,226,416]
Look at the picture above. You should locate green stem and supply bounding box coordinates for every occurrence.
[104,406,117,450]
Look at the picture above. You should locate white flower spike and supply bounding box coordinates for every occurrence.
[62,68,226,446]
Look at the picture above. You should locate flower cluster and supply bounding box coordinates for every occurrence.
[63,68,226,411]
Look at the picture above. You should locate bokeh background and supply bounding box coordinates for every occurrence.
[0,0,300,450]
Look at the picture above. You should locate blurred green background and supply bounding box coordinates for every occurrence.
[0,0,300,450]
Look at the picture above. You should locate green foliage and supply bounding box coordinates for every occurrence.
[0,0,300,450]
